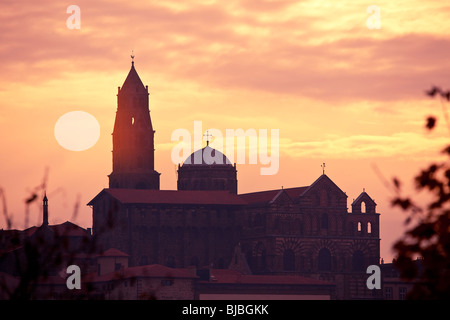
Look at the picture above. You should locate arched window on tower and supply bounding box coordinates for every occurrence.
[357,222,362,232]
[361,201,366,213]
[367,222,372,234]
[318,248,331,271]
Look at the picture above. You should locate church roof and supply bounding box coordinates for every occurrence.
[182,145,232,166]
[351,190,376,205]
[119,62,146,94]
[301,174,347,198]
[238,186,308,205]
[89,188,247,206]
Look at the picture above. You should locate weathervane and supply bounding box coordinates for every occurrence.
[321,162,326,175]
[131,50,135,65]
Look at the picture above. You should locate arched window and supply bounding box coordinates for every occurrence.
[283,249,295,271]
[367,222,372,234]
[321,213,328,229]
[246,250,255,272]
[318,248,331,271]
[273,218,280,233]
[254,242,267,272]
[357,222,362,232]
[361,201,366,213]
[352,250,365,271]
[261,250,267,271]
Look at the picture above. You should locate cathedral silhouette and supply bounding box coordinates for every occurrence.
[88,59,381,299]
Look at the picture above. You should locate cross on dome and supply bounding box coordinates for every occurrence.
[203,130,213,146]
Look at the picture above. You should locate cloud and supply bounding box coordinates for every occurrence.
[279,132,450,160]
[1,0,449,105]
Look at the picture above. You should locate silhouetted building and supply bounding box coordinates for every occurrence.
[0,60,386,300]
[108,60,160,190]
[0,195,93,299]
[87,60,382,299]
[380,260,420,300]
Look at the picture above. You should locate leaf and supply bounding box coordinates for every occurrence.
[445,91,450,101]
[392,198,412,210]
[393,177,401,190]
[441,145,450,155]
[25,193,37,204]
[426,86,440,97]
[426,116,436,130]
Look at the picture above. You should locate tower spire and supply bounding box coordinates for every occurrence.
[109,58,160,190]
[43,192,49,226]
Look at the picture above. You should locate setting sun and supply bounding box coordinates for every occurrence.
[54,111,100,151]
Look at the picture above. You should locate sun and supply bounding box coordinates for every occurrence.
[54,111,100,151]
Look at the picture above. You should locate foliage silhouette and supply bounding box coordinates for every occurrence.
[391,86,450,299]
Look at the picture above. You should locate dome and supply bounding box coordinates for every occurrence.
[182,145,232,166]
[178,145,237,194]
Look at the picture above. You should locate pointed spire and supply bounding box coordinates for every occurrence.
[43,192,49,226]
[119,53,146,94]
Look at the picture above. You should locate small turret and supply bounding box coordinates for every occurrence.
[42,193,49,226]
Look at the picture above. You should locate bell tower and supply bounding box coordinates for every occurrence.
[108,57,160,190]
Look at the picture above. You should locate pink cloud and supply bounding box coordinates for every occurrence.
[0,0,449,105]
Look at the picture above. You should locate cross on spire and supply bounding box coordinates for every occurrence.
[131,50,135,66]
[203,130,213,146]
[321,162,326,175]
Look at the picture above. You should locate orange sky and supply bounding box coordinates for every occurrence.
[1,0,450,263]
